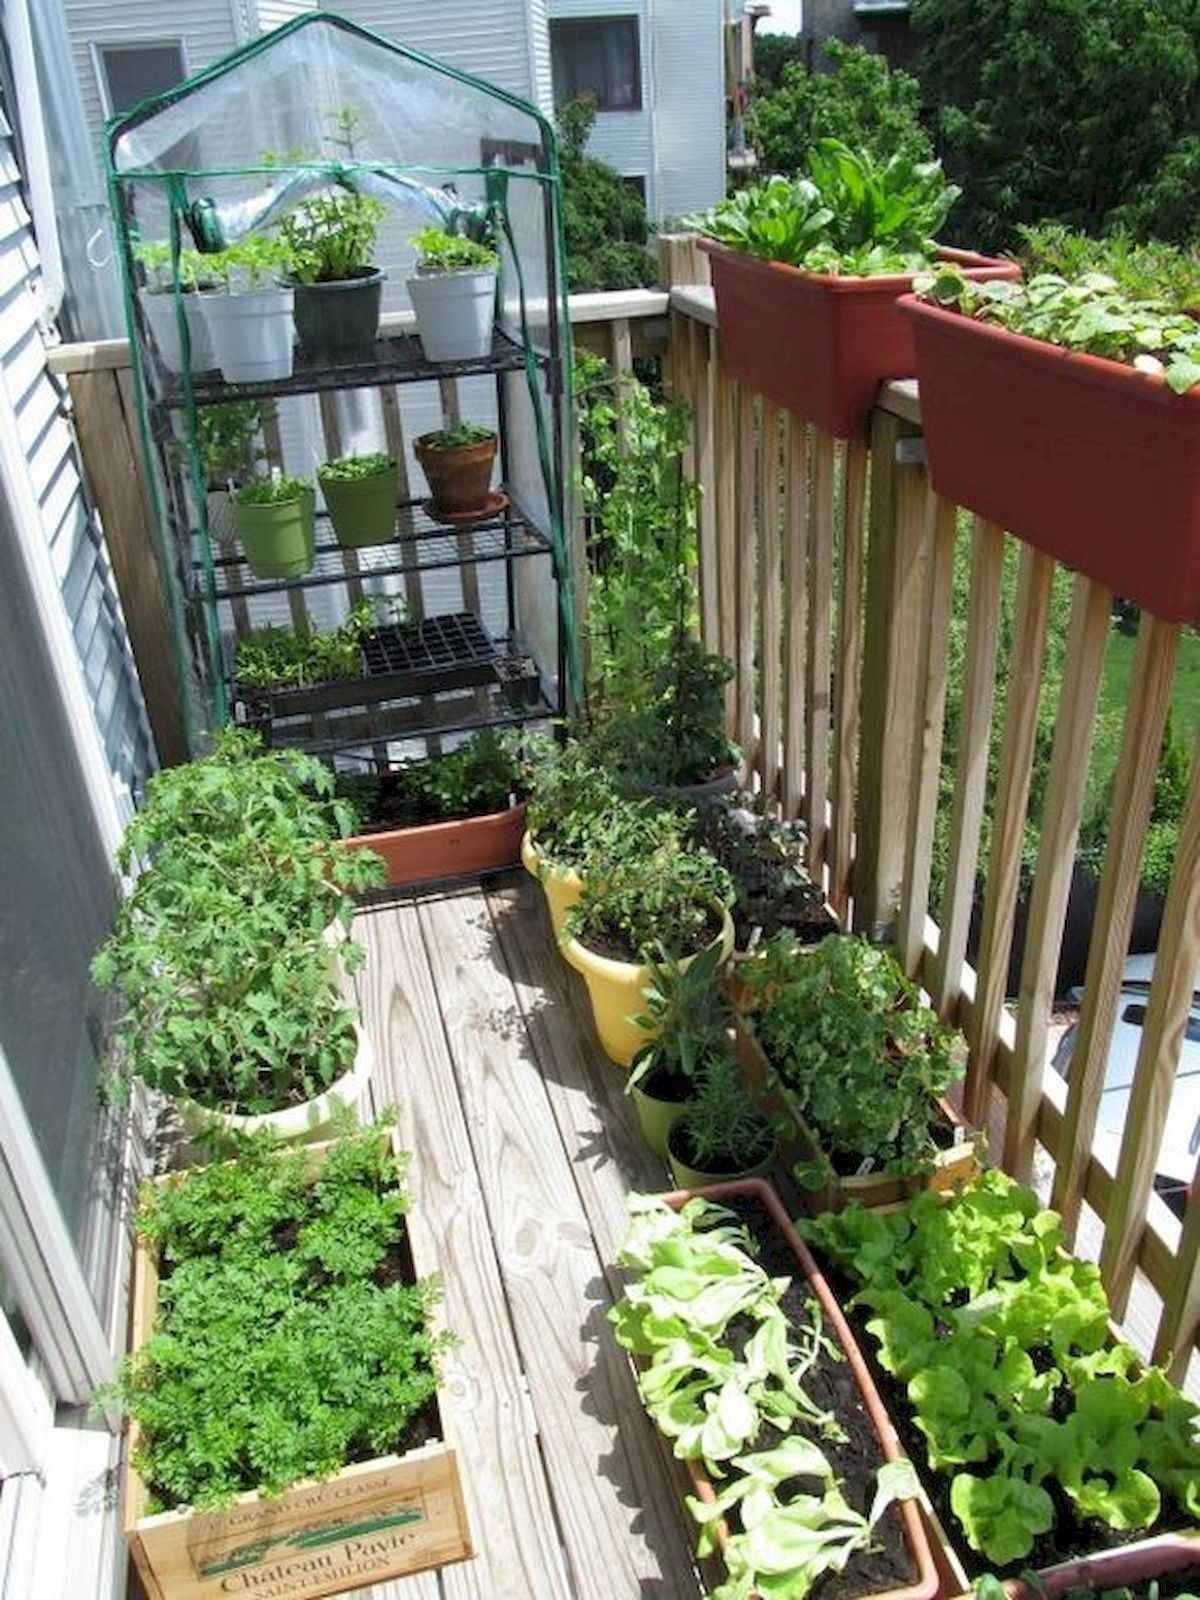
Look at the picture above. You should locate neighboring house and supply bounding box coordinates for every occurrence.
[804,0,917,69]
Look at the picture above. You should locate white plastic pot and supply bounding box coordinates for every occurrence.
[407,268,497,362]
[174,1025,374,1145]
[139,289,216,374]
[200,285,295,383]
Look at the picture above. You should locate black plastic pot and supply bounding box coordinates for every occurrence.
[290,268,384,362]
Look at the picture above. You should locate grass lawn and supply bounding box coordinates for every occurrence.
[1090,625,1200,800]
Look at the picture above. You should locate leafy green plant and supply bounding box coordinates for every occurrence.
[282,192,385,283]
[741,934,964,1182]
[234,474,310,507]
[603,636,738,789]
[685,174,835,266]
[566,839,732,963]
[136,242,224,293]
[1017,225,1200,314]
[521,728,682,874]
[627,941,733,1094]
[336,730,521,830]
[690,799,832,949]
[415,423,495,450]
[195,402,264,488]
[805,1171,1200,1568]
[557,96,656,294]
[917,262,1200,394]
[317,451,395,483]
[672,1053,777,1175]
[235,601,380,690]
[410,227,497,274]
[92,731,385,1113]
[98,1120,453,1510]
[206,234,291,290]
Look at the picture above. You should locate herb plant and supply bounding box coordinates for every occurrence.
[318,451,395,482]
[206,234,290,290]
[627,941,733,1095]
[100,1120,452,1510]
[740,934,964,1183]
[610,1193,919,1600]
[234,473,310,507]
[411,227,498,274]
[195,402,263,488]
[671,1052,777,1175]
[565,840,732,963]
[690,799,833,949]
[336,730,521,830]
[1017,225,1200,315]
[916,264,1200,395]
[282,192,385,283]
[806,1172,1200,1568]
[416,423,495,450]
[235,601,380,691]
[522,729,681,874]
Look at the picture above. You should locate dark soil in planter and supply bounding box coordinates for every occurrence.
[634,1063,693,1103]
[579,904,724,965]
[719,1195,916,1600]
[693,798,838,949]
[813,1249,1195,1582]
[344,770,518,832]
[822,1102,958,1180]
[669,1120,775,1177]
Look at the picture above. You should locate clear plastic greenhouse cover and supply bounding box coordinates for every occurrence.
[107,11,578,752]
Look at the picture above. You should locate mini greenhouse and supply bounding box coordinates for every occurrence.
[106,11,577,762]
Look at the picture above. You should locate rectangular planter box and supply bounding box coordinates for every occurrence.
[901,294,1200,625]
[733,1017,981,1213]
[656,1178,939,1600]
[123,1135,472,1600]
[700,240,1019,439]
[342,801,526,889]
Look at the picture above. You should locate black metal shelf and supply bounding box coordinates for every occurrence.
[196,493,551,604]
[162,327,544,409]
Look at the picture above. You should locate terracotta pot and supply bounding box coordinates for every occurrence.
[415,433,497,519]
[341,802,525,889]
[657,1178,939,1600]
[902,294,1200,624]
[952,1533,1200,1600]
[700,240,1020,439]
[733,1015,982,1212]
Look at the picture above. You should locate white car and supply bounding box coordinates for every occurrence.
[1051,954,1200,1214]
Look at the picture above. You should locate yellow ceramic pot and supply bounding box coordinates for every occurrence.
[561,905,736,1068]
[521,831,584,940]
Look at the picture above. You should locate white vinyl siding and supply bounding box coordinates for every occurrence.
[255,0,316,36]
[328,0,549,104]
[649,0,725,218]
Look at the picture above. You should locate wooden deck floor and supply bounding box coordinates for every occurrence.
[353,870,709,1600]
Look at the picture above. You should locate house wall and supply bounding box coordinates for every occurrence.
[804,0,918,70]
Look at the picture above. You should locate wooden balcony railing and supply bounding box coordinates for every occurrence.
[666,270,1200,1384]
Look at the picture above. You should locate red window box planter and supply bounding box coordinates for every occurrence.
[901,295,1200,625]
[698,240,1019,439]
[341,801,526,889]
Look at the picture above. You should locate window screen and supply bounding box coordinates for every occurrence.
[550,18,641,111]
[99,42,185,117]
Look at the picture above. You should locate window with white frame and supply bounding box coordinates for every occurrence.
[550,17,642,111]
[95,41,185,118]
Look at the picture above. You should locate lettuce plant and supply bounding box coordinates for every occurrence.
[807,1172,1200,1567]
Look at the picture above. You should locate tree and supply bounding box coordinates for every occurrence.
[749,39,934,179]
[557,96,657,293]
[752,32,807,94]
[912,0,1200,251]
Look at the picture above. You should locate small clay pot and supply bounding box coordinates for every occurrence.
[415,432,497,519]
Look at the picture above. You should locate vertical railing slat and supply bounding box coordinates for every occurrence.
[805,430,836,880]
[829,434,868,922]
[1003,573,1111,1180]
[933,516,1005,1018]
[962,544,1055,1125]
[1155,1148,1200,1381]
[782,417,810,821]
[1051,617,1180,1240]
[758,402,782,806]
[695,326,720,655]
[715,369,739,728]
[736,387,758,766]
[1100,735,1200,1316]
[897,489,959,977]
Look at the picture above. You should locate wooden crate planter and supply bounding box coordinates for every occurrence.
[341,801,526,889]
[733,1017,981,1214]
[123,1137,473,1600]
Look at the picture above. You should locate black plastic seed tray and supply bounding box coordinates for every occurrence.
[363,612,494,678]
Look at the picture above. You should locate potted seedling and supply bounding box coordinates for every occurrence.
[233,600,375,720]
[738,932,979,1212]
[519,730,625,936]
[609,1188,937,1600]
[106,1121,473,1600]
[561,843,735,1066]
[686,140,1017,437]
[603,636,742,798]
[318,451,400,548]
[665,1052,778,1188]
[906,264,1200,623]
[281,188,387,361]
[414,422,499,522]
[134,242,217,373]
[91,731,387,1144]
[198,234,294,383]
[232,472,314,580]
[407,227,499,362]
[337,730,527,888]
[806,1170,1200,1588]
[625,943,732,1157]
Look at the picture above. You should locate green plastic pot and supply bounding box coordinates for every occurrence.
[234,493,314,580]
[291,268,384,362]
[666,1123,778,1191]
[630,1067,695,1159]
[300,485,315,561]
[318,461,399,549]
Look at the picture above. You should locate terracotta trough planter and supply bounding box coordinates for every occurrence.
[950,1533,1200,1600]
[733,1017,981,1213]
[341,802,526,889]
[699,240,1019,439]
[902,294,1200,624]
[657,1179,939,1600]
